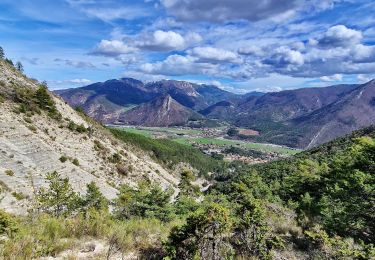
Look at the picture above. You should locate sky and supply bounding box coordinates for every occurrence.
[0,0,374,93]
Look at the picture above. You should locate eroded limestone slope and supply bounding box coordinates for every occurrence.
[0,60,179,214]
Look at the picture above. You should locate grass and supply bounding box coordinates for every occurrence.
[111,126,300,156]
[115,127,153,137]
[111,126,203,138]
[175,137,300,155]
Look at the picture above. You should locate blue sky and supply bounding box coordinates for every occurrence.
[0,0,374,92]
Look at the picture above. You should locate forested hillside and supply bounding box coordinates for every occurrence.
[1,122,374,258]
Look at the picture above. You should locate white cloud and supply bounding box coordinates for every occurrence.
[188,47,241,63]
[320,74,343,81]
[140,54,219,76]
[91,40,137,57]
[137,30,186,51]
[318,25,362,48]
[264,47,304,67]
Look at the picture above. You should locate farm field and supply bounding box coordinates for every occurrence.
[109,125,301,156]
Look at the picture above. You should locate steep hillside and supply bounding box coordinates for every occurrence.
[294,80,375,148]
[235,84,356,124]
[118,94,203,127]
[0,60,179,214]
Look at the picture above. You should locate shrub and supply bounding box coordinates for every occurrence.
[109,153,122,164]
[27,125,37,132]
[59,155,68,163]
[72,158,79,166]
[5,169,14,176]
[12,191,26,200]
[0,209,18,236]
[23,116,32,123]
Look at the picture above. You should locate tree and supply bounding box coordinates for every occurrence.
[114,181,174,221]
[232,195,276,259]
[178,170,200,198]
[0,46,4,59]
[36,171,81,217]
[166,202,233,259]
[227,128,239,137]
[5,58,13,67]
[16,61,23,72]
[82,181,108,212]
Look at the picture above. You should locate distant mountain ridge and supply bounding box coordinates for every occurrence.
[55,78,237,124]
[56,78,375,149]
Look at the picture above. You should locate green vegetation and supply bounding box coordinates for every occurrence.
[110,128,225,176]
[175,137,299,155]
[0,46,4,60]
[5,170,14,176]
[67,120,88,133]
[59,155,68,163]
[72,158,80,166]
[11,83,62,121]
[11,191,26,200]
[1,125,374,259]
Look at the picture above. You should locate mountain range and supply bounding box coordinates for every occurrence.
[56,78,375,148]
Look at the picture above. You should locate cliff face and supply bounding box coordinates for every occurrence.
[118,94,203,127]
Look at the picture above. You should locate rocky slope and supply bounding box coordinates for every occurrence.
[118,94,202,127]
[294,80,375,148]
[0,60,179,214]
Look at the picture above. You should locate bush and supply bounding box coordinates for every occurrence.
[12,192,26,200]
[72,158,79,166]
[0,210,18,236]
[59,155,68,163]
[5,169,14,176]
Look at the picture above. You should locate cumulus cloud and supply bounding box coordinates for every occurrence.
[188,47,241,63]
[320,74,343,81]
[140,54,219,76]
[136,30,186,51]
[161,0,300,22]
[318,25,362,48]
[263,47,304,68]
[92,30,202,57]
[91,40,137,57]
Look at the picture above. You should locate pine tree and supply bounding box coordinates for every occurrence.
[0,46,4,59]
[16,61,23,72]
[82,181,108,212]
[36,171,81,217]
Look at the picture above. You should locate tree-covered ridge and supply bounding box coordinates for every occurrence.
[110,128,225,176]
[212,125,375,257]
